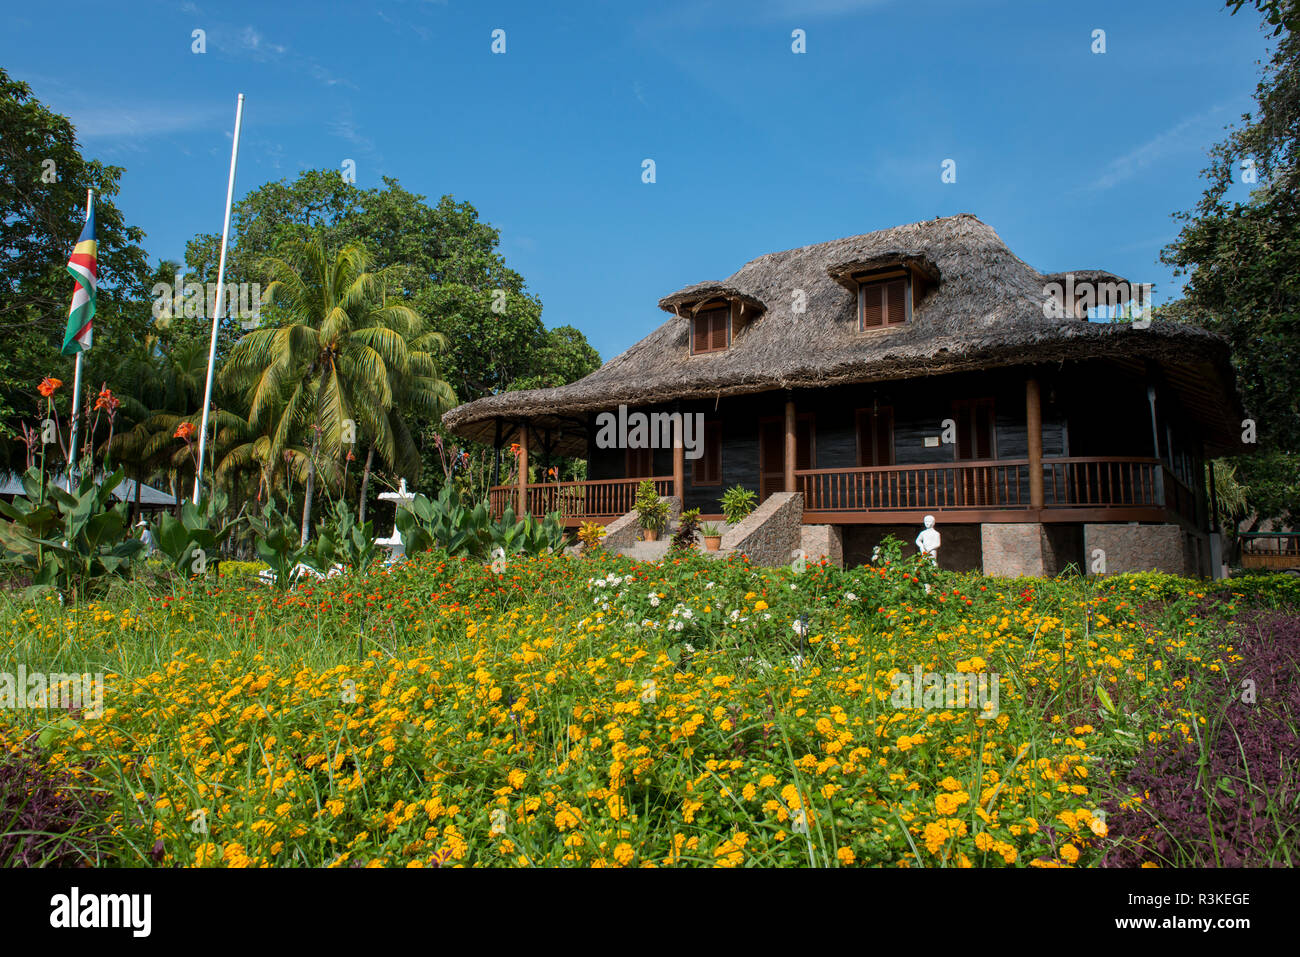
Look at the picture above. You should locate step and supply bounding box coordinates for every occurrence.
[618,539,672,562]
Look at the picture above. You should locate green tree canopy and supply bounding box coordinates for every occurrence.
[0,67,149,441]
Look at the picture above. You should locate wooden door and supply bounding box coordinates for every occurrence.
[759,415,814,500]
[951,398,996,505]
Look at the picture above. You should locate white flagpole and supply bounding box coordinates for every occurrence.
[65,188,93,491]
[194,92,245,504]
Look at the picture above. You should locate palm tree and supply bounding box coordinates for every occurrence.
[221,238,454,544]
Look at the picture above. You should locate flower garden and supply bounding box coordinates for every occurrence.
[2,547,1295,869]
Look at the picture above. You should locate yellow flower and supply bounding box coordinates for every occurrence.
[613,843,635,865]
[837,847,855,865]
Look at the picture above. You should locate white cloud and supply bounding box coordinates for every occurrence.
[1087,108,1227,191]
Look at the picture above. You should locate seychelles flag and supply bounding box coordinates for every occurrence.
[61,199,97,356]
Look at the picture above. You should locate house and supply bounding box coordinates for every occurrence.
[443,214,1244,577]
[0,472,177,516]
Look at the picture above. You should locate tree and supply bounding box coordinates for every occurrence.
[0,67,149,441]
[221,238,453,544]
[1162,3,1300,528]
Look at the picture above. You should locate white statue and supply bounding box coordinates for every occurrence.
[915,515,940,565]
[375,478,417,562]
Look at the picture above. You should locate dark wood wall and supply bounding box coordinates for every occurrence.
[585,361,1206,522]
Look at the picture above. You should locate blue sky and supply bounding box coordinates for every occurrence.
[2,0,1272,362]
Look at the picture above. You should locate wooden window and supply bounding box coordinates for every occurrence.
[859,277,910,330]
[952,398,996,460]
[626,446,653,478]
[856,406,894,467]
[692,420,723,486]
[692,305,730,354]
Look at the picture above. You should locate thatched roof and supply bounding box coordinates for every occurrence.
[445,214,1243,456]
[657,282,766,314]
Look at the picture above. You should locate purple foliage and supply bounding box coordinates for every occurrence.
[0,746,111,867]
[1102,611,1300,867]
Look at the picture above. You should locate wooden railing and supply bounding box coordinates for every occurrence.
[1241,532,1300,570]
[796,459,1030,512]
[489,476,673,521]
[797,456,1199,524]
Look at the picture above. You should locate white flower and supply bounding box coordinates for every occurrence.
[650,595,660,607]
[490,807,509,836]
[789,583,798,590]
[923,583,932,595]
[730,609,741,621]
[844,592,858,602]
[705,581,715,589]
[762,613,772,620]
[791,808,809,835]
[792,619,808,636]
[683,642,695,652]
[681,608,693,620]
[790,654,805,670]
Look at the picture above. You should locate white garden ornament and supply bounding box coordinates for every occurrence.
[915,515,941,566]
[375,478,417,563]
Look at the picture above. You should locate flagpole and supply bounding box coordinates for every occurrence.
[65,188,93,491]
[194,92,244,504]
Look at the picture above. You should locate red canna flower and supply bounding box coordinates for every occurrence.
[94,386,120,414]
[174,422,197,442]
[38,377,63,398]
[509,442,521,457]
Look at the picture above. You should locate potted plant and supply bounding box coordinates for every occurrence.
[720,485,758,525]
[700,521,723,551]
[634,480,669,541]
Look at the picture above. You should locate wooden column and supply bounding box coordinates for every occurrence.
[516,424,529,517]
[784,394,796,494]
[1026,377,1044,509]
[672,412,685,502]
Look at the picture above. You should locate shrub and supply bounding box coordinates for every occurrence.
[720,485,757,524]
[670,508,701,552]
[634,480,670,533]
[0,748,112,866]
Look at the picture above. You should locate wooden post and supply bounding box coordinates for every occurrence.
[517,424,529,517]
[784,394,796,494]
[1026,377,1044,509]
[672,411,685,502]
[1147,385,1165,506]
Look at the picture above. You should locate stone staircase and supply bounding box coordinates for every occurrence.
[618,538,673,562]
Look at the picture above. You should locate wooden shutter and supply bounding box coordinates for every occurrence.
[693,314,710,353]
[857,407,894,466]
[953,398,995,461]
[692,307,729,353]
[709,309,728,350]
[885,279,907,325]
[860,278,910,329]
[626,446,653,477]
[692,420,722,485]
[796,416,815,471]
[861,283,883,329]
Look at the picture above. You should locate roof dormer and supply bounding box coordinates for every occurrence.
[828,253,939,332]
[658,282,766,356]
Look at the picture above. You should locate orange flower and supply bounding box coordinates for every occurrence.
[38,377,63,398]
[174,422,197,442]
[94,386,120,413]
[509,442,521,457]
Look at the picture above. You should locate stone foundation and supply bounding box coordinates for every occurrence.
[799,524,844,568]
[981,524,1048,578]
[1082,523,1204,576]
